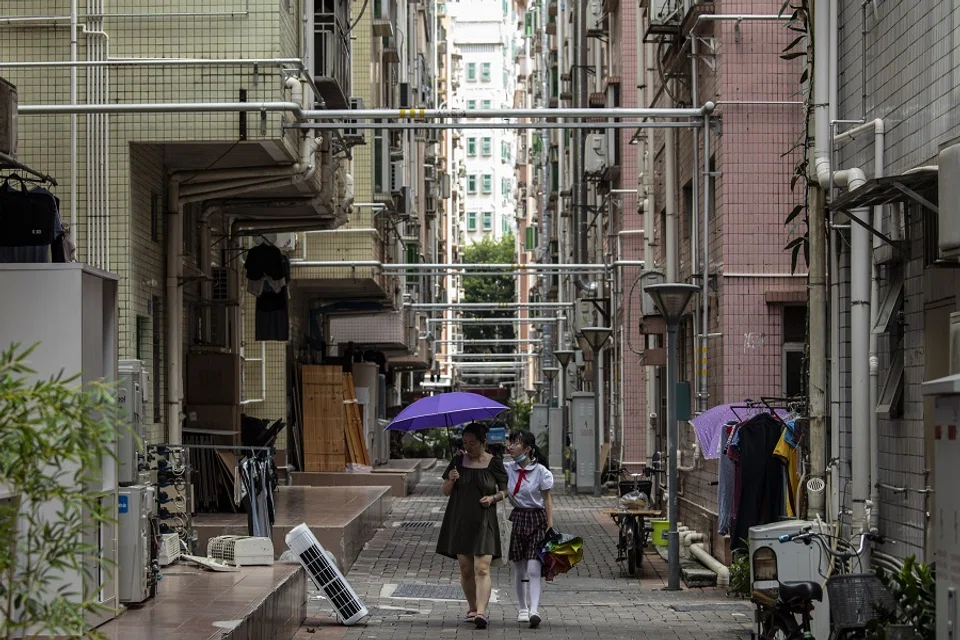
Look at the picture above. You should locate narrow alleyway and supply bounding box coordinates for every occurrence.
[296,466,753,640]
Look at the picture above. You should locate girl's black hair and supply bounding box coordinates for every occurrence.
[507,429,546,466]
[462,422,488,442]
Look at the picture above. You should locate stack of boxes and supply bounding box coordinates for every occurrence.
[184,352,241,443]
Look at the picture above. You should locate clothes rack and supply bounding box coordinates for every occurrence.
[0,151,58,186]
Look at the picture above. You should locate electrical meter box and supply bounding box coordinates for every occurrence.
[570,392,596,494]
[118,359,148,485]
[921,375,960,640]
[748,520,830,639]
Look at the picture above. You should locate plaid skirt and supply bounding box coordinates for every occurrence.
[508,507,548,562]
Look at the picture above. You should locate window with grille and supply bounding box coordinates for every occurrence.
[466,62,476,81]
[482,174,492,194]
[481,137,492,155]
[467,137,477,156]
[467,175,477,193]
[782,305,806,397]
[467,212,477,231]
[482,212,492,231]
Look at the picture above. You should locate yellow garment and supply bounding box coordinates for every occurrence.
[774,430,799,517]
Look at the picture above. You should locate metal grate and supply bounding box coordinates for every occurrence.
[394,521,440,529]
[390,584,466,600]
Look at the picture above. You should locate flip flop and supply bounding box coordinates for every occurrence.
[474,613,489,629]
[465,610,477,622]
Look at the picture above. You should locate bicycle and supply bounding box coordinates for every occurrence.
[758,515,895,640]
[604,464,656,577]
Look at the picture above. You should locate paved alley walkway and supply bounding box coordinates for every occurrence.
[295,464,753,640]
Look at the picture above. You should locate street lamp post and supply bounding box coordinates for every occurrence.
[643,283,699,592]
[579,326,613,497]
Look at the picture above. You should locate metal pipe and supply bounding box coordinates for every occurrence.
[715,100,804,105]
[664,125,678,282]
[20,101,305,115]
[302,106,709,120]
[700,110,711,412]
[407,302,573,309]
[286,121,699,130]
[0,9,251,22]
[0,57,304,68]
[69,0,77,234]
[573,0,596,295]
[427,317,564,324]
[433,339,542,345]
[721,272,809,278]
[643,32,658,465]
[166,178,183,445]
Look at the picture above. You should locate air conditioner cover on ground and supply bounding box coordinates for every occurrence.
[207,535,275,567]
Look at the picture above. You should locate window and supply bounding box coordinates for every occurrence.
[481,137,492,155]
[480,62,491,82]
[467,212,477,231]
[482,211,493,231]
[481,174,493,194]
[466,99,476,110]
[151,296,162,423]
[467,175,478,193]
[525,225,539,251]
[502,217,510,234]
[501,177,511,196]
[502,0,508,17]
[467,137,477,156]
[466,62,476,81]
[782,305,806,397]
[501,141,510,161]
[682,181,694,242]
[481,99,492,110]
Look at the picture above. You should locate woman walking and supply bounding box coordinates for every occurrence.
[504,429,554,628]
[436,422,509,629]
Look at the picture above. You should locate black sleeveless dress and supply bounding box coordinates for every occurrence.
[436,455,509,559]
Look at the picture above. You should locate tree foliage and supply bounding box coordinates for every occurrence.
[0,343,126,640]
[462,234,517,351]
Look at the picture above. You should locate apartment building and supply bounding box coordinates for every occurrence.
[1,0,439,460]
[448,0,518,244]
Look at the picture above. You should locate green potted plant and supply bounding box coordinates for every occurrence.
[0,343,126,639]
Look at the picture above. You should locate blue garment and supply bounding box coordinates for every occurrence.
[717,427,736,536]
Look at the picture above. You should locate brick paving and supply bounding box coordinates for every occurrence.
[294,465,753,640]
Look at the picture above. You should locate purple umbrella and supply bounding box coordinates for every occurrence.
[385,392,509,431]
[690,402,792,459]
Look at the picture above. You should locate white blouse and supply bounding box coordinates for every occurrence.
[503,460,554,509]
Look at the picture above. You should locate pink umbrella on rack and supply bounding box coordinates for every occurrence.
[690,402,792,459]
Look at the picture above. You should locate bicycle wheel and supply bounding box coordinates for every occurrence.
[761,612,800,640]
[626,545,638,576]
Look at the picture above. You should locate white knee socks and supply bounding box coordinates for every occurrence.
[526,559,543,613]
[512,561,528,610]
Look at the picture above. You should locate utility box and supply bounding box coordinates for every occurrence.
[118,485,155,604]
[748,520,831,640]
[920,374,960,640]
[530,403,548,445]
[570,392,596,493]
[548,406,564,469]
[584,133,607,175]
[118,359,148,486]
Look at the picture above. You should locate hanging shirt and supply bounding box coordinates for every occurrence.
[504,460,554,509]
[730,413,786,551]
[773,428,800,518]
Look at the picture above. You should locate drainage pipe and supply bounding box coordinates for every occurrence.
[835,118,885,531]
[166,178,183,445]
[69,0,78,234]
[690,542,730,586]
[573,0,598,295]
[643,35,658,465]
[700,108,712,412]
[664,124,678,282]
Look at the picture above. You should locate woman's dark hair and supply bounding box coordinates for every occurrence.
[508,429,546,466]
[462,422,488,442]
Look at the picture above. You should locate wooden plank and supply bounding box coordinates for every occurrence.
[342,373,370,466]
[301,365,347,471]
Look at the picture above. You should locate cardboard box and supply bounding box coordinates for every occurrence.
[184,404,240,436]
[186,352,241,405]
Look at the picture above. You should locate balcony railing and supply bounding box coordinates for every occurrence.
[314,0,351,109]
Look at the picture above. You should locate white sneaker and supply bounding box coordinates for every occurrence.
[517,609,530,623]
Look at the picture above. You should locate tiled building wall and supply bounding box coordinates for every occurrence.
[643,2,805,554]
[833,0,960,559]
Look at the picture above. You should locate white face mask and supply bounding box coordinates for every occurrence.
[512,452,528,464]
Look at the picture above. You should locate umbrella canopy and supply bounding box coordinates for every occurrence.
[385,392,509,432]
[690,403,792,459]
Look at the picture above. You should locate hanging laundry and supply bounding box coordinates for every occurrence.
[717,424,737,536]
[773,424,801,518]
[243,242,290,341]
[0,179,71,263]
[728,412,786,551]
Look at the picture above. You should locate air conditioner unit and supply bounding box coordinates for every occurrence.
[372,0,394,36]
[286,524,368,626]
[939,145,958,258]
[399,82,412,108]
[344,96,365,138]
[211,267,238,303]
[441,173,452,199]
[207,535,275,567]
[390,160,406,193]
[584,133,608,174]
[158,533,181,566]
[396,185,412,218]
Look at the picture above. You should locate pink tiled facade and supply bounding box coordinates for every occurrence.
[614,1,806,557]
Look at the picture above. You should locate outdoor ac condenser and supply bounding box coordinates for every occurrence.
[207,535,275,567]
[584,133,607,175]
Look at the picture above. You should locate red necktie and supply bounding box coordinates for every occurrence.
[513,468,528,495]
